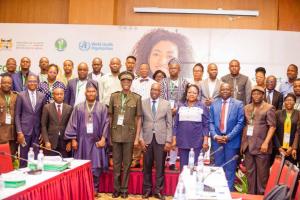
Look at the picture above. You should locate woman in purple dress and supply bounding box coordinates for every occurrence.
[173,84,209,170]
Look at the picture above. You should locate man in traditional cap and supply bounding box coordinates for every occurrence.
[109,71,142,198]
[240,86,276,194]
[65,81,109,197]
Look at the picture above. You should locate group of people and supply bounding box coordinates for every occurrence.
[0,55,299,199]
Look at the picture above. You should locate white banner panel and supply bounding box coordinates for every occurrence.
[0,23,299,84]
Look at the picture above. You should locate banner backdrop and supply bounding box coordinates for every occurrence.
[1,23,300,84]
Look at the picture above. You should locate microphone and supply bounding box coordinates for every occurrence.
[33,143,67,162]
[0,151,42,175]
[209,146,224,157]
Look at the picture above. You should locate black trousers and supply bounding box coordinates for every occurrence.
[143,135,167,194]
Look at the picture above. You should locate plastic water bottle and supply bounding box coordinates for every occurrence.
[37,150,44,170]
[27,147,35,169]
[188,148,195,169]
[197,152,204,170]
[196,152,205,195]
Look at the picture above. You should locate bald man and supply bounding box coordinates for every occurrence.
[98,57,122,106]
[64,62,99,107]
[201,63,222,106]
[88,57,104,81]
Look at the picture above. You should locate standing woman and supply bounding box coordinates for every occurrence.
[274,93,299,165]
[38,64,65,104]
[173,84,209,170]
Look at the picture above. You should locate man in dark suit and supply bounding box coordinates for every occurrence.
[41,87,73,157]
[11,57,36,92]
[87,57,104,81]
[140,83,172,200]
[15,75,46,167]
[210,83,244,191]
[64,62,99,107]
[264,75,283,110]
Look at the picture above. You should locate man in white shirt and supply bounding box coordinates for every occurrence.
[201,63,222,106]
[88,57,104,81]
[98,57,122,106]
[131,64,156,100]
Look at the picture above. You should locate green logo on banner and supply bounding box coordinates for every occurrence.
[55,38,67,51]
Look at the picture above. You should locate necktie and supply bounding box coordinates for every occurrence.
[57,104,62,122]
[220,101,227,132]
[267,90,272,104]
[152,101,156,116]
[31,91,36,111]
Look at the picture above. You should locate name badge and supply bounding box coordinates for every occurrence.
[87,123,93,134]
[247,125,254,136]
[283,133,291,145]
[117,114,124,126]
[5,113,11,124]
[169,100,175,109]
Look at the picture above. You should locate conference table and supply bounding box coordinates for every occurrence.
[0,160,94,200]
[173,166,232,200]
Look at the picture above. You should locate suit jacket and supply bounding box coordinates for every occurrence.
[201,78,222,101]
[241,102,276,155]
[15,90,46,136]
[141,98,172,145]
[264,89,283,110]
[221,73,252,105]
[210,98,245,149]
[11,71,36,92]
[64,78,99,107]
[274,109,300,149]
[41,103,73,149]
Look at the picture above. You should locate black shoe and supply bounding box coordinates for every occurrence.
[142,191,152,199]
[121,191,128,198]
[169,164,177,171]
[112,191,120,198]
[154,192,165,200]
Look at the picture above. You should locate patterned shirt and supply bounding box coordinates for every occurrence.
[38,80,66,104]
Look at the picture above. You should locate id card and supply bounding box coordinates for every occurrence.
[5,113,11,124]
[117,114,124,125]
[246,125,254,136]
[169,100,175,109]
[87,123,93,134]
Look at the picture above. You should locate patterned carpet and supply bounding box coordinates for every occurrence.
[95,193,173,199]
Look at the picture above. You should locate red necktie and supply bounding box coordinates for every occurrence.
[220,101,227,132]
[57,104,62,122]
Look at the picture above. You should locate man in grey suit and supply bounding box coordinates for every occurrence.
[140,83,172,200]
[15,75,46,167]
[41,87,73,158]
[201,63,222,106]
[221,59,252,105]
[64,62,99,107]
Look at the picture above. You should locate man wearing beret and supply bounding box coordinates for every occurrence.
[109,71,142,198]
[240,86,276,194]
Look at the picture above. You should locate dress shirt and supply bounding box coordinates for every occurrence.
[208,79,217,98]
[91,73,103,82]
[74,79,87,106]
[55,102,63,112]
[131,77,156,100]
[265,89,274,104]
[28,90,37,109]
[150,98,159,111]
[279,81,293,97]
[220,98,230,133]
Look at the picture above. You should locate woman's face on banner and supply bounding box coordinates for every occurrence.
[148,40,179,76]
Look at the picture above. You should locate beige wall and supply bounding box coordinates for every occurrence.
[0,0,299,31]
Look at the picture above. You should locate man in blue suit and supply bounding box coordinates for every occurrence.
[210,83,244,191]
[11,57,36,92]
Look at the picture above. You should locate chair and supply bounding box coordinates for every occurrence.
[0,143,14,173]
[231,154,285,200]
[278,160,299,199]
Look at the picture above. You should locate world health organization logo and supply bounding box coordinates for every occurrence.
[79,41,90,51]
[55,38,67,51]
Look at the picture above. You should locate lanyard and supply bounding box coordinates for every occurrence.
[250,104,263,125]
[4,95,10,113]
[121,93,127,113]
[86,101,96,121]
